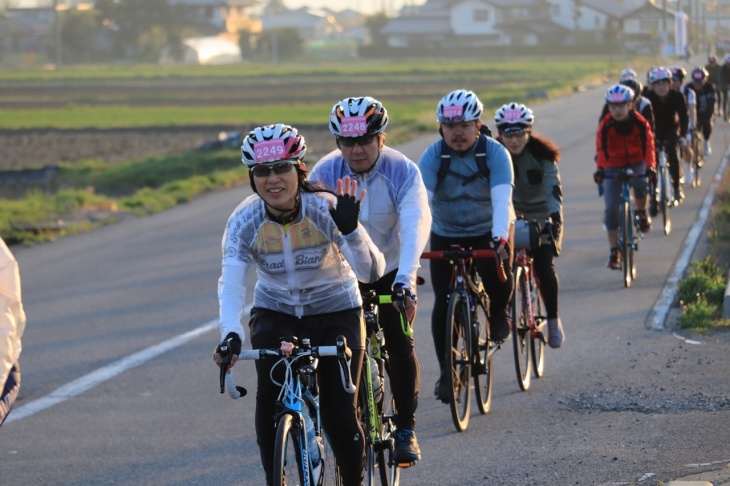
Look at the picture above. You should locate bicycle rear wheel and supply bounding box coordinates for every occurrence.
[693,137,703,187]
[273,414,306,486]
[321,430,344,486]
[445,292,471,432]
[511,265,531,391]
[473,291,492,413]
[530,275,546,378]
[620,199,633,288]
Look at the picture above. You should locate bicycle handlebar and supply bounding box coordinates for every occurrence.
[421,248,507,283]
[220,335,355,399]
[362,290,413,336]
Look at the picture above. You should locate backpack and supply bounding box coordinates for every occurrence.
[437,125,493,185]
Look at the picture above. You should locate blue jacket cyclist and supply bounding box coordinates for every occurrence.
[214,123,385,486]
[310,96,432,466]
[418,89,515,404]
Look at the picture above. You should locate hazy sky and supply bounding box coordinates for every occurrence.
[16,0,426,15]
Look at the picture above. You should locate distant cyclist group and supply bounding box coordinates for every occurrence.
[205,63,730,483]
[595,58,716,273]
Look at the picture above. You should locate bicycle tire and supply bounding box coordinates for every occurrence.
[320,430,344,486]
[531,274,546,378]
[473,291,493,413]
[379,361,400,485]
[694,136,703,187]
[511,265,531,391]
[273,414,306,486]
[620,199,632,288]
[445,292,471,432]
[659,164,671,235]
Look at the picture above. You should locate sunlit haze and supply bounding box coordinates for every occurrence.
[16,0,427,15]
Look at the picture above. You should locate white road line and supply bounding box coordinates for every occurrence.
[5,319,218,424]
[648,149,730,330]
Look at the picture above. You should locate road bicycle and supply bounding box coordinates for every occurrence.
[511,219,555,391]
[421,246,506,432]
[689,127,704,188]
[605,169,647,288]
[654,141,673,235]
[358,289,412,485]
[220,336,356,486]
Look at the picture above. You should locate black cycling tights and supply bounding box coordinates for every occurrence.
[531,243,559,320]
[657,134,682,190]
[249,308,365,486]
[359,269,420,431]
[429,232,514,369]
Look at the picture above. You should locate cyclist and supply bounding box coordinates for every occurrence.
[418,89,515,402]
[705,55,721,115]
[214,123,386,486]
[643,66,689,204]
[0,236,25,427]
[673,67,697,185]
[309,96,431,465]
[686,66,716,156]
[594,85,656,269]
[494,102,565,349]
[718,53,730,120]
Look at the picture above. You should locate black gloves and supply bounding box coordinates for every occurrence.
[646,167,658,184]
[329,193,360,235]
[547,212,562,243]
[392,282,417,304]
[217,332,242,358]
[593,168,605,184]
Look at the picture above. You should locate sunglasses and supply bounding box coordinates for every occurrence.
[250,161,297,178]
[337,135,376,148]
[500,129,528,139]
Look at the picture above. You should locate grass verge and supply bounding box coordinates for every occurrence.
[677,169,730,332]
[0,150,245,244]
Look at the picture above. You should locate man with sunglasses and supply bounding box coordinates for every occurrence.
[309,96,431,466]
[417,89,515,403]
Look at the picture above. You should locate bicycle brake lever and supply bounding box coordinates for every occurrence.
[219,341,232,394]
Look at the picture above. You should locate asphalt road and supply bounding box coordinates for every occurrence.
[2,84,730,486]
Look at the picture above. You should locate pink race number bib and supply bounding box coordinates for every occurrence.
[502,109,522,122]
[254,140,285,162]
[340,116,367,136]
[442,105,464,120]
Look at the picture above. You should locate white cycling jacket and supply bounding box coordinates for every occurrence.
[310,146,432,290]
[0,237,25,390]
[218,190,385,341]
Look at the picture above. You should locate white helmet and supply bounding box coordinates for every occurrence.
[241,124,307,167]
[605,84,634,104]
[648,66,672,85]
[494,102,534,129]
[329,96,388,137]
[436,89,483,123]
[620,68,637,81]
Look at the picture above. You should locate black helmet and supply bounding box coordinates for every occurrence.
[620,78,642,100]
[691,66,708,82]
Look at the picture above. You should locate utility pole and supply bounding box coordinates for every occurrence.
[53,0,62,69]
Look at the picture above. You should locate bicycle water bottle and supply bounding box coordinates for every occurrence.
[370,357,383,404]
[303,414,323,466]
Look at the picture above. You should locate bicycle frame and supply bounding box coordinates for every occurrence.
[606,169,645,287]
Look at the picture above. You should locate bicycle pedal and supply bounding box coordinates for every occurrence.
[396,460,417,468]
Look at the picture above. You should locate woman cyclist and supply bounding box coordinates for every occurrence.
[495,102,565,349]
[214,123,385,486]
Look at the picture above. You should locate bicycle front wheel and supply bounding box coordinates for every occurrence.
[445,292,471,432]
[473,291,493,413]
[273,414,306,486]
[659,165,671,235]
[511,265,531,391]
[379,361,400,485]
[620,199,633,288]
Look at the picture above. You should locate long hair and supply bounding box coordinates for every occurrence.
[526,132,560,163]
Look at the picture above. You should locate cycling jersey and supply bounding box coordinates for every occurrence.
[309,146,432,290]
[419,137,514,239]
[644,89,688,139]
[0,237,25,425]
[596,111,656,170]
[685,82,717,120]
[511,142,563,244]
[218,190,385,340]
